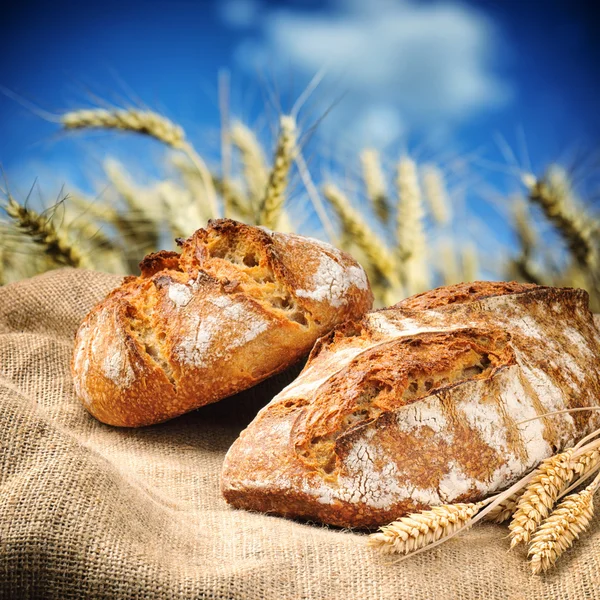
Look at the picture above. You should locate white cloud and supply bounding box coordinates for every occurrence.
[225,0,512,146]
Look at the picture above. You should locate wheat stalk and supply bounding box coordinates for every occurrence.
[368,502,484,556]
[258,115,297,229]
[509,449,575,547]
[4,196,90,269]
[421,164,450,225]
[322,183,400,291]
[360,149,389,223]
[528,473,599,574]
[522,168,596,269]
[230,121,269,215]
[396,156,429,295]
[61,108,219,218]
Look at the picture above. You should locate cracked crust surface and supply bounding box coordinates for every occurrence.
[71,220,373,426]
[221,282,600,528]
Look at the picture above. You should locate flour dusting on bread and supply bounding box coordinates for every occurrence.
[168,282,194,307]
[175,298,269,367]
[101,343,135,388]
[296,255,368,308]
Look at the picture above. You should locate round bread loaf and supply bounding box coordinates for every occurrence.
[71,219,373,426]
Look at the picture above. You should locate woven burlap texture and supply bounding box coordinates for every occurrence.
[1,269,599,600]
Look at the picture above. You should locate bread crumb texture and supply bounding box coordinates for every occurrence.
[221,281,600,528]
[71,220,373,426]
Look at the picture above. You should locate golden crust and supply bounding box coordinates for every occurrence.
[221,282,600,528]
[71,219,373,427]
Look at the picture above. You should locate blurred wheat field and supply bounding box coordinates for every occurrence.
[1,100,599,310]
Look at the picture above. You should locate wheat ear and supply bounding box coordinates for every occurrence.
[528,473,599,574]
[230,121,269,214]
[438,238,460,286]
[484,491,524,524]
[461,243,479,282]
[0,234,5,286]
[485,448,600,525]
[258,115,297,229]
[211,175,252,222]
[396,156,429,295]
[322,183,399,288]
[360,149,389,223]
[155,180,201,239]
[522,168,596,269]
[508,449,575,547]
[421,164,450,225]
[64,208,119,255]
[511,199,545,284]
[4,196,89,269]
[61,108,219,218]
[104,159,160,255]
[369,502,484,556]
[67,194,156,271]
[574,448,600,480]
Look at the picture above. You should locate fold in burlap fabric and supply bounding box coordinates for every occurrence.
[1,269,599,600]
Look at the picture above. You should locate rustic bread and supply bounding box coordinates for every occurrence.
[221,282,600,528]
[71,219,373,427]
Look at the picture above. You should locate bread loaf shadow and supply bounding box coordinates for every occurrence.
[77,358,307,468]
[193,358,306,431]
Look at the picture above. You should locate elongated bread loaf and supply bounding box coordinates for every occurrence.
[71,219,373,427]
[221,282,600,528]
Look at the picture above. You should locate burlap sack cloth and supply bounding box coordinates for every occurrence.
[1,269,599,600]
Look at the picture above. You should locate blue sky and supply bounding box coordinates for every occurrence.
[0,0,598,251]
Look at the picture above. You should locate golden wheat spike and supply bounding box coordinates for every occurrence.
[522,167,596,269]
[62,108,185,145]
[155,180,203,240]
[369,502,484,556]
[438,238,460,286]
[509,449,575,547]
[230,121,269,214]
[61,107,219,219]
[484,491,523,524]
[461,243,479,282]
[258,115,297,229]
[4,196,90,269]
[421,164,451,225]
[0,236,5,286]
[528,477,597,574]
[360,149,389,223]
[64,208,118,255]
[67,193,155,271]
[170,155,219,224]
[322,182,399,286]
[103,159,154,216]
[211,175,252,223]
[510,199,543,284]
[396,156,429,295]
